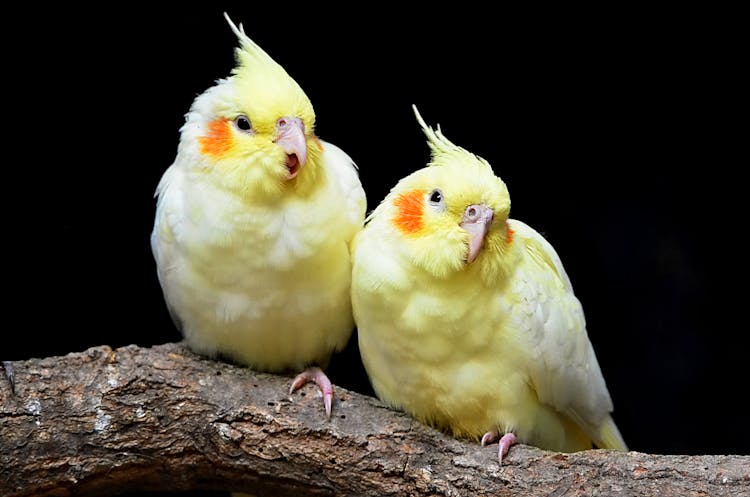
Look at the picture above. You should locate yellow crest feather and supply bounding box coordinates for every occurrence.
[223,13,315,131]
[412,105,492,172]
[224,13,285,77]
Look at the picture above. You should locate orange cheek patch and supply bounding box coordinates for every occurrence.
[506,222,515,244]
[392,189,425,234]
[198,119,234,158]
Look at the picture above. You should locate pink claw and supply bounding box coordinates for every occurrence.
[289,367,334,419]
[482,430,517,464]
[497,433,517,465]
[481,430,498,447]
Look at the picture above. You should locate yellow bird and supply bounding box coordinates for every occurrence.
[151,14,366,417]
[352,106,626,462]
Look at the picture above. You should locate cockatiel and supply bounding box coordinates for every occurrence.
[151,14,366,418]
[352,106,626,462]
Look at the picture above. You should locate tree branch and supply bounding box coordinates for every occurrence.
[1,343,747,497]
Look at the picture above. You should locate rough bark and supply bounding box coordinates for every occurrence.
[1,343,747,497]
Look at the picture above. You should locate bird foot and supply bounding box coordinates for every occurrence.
[481,430,516,464]
[497,433,517,464]
[481,430,498,446]
[289,366,333,419]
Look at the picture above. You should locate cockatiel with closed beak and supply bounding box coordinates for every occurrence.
[151,14,366,418]
[352,106,626,462]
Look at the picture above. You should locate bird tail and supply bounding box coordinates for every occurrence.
[597,415,628,451]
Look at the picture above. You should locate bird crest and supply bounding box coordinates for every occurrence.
[412,105,492,173]
[223,13,315,130]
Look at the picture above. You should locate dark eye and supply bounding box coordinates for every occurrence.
[234,115,252,132]
[429,189,443,204]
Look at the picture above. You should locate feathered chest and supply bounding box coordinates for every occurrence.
[164,171,348,276]
[355,244,516,364]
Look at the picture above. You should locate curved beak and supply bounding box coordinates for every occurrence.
[460,204,494,263]
[274,116,307,179]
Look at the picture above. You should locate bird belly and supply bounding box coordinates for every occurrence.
[176,252,354,372]
[361,320,531,439]
[155,184,355,372]
[356,280,591,451]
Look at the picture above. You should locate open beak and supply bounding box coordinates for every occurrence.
[459,204,494,263]
[273,116,307,180]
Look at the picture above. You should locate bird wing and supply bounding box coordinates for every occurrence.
[150,164,186,331]
[507,219,615,442]
[319,140,367,245]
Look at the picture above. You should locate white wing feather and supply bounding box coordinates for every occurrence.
[508,219,614,440]
[319,140,367,241]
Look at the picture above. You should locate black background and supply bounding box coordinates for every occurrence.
[5,4,745,494]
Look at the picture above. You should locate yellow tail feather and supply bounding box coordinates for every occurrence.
[598,415,628,451]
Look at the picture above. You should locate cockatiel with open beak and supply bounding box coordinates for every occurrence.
[352,106,626,462]
[151,14,366,418]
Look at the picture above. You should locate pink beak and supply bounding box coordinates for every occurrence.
[274,116,308,180]
[459,204,494,263]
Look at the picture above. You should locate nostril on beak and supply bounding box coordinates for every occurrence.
[277,118,288,128]
[463,204,493,225]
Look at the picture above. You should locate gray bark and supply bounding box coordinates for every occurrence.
[1,343,748,497]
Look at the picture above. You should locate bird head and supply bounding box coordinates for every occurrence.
[369,106,512,280]
[177,13,321,200]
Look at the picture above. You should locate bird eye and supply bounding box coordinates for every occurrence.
[234,115,253,132]
[428,189,445,212]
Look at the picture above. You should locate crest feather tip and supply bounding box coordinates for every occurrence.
[411,105,457,160]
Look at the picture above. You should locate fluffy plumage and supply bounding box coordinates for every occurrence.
[151,14,366,416]
[352,106,626,460]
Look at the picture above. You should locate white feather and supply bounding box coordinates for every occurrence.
[152,141,366,372]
